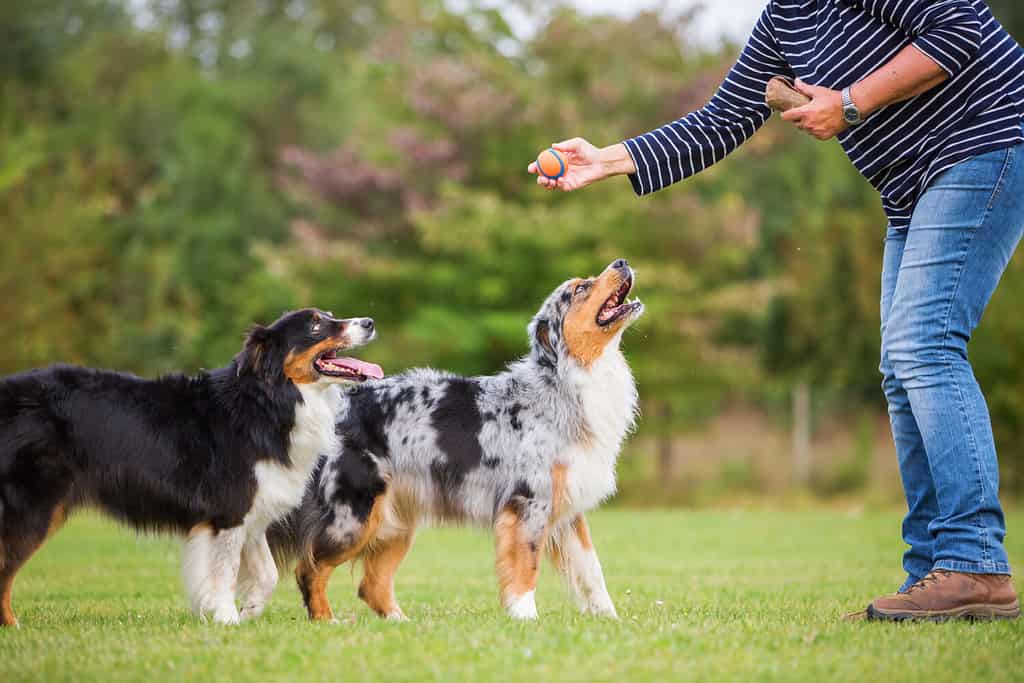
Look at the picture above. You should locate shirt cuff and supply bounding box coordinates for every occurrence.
[622,137,650,196]
[910,35,966,78]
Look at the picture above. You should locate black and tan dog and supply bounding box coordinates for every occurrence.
[0,308,380,626]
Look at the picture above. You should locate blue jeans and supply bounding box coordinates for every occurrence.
[880,138,1024,593]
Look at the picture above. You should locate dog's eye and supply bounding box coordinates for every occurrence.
[311,321,322,334]
[574,283,589,297]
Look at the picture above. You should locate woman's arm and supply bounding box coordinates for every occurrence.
[529,6,793,193]
[782,45,949,139]
[781,0,981,140]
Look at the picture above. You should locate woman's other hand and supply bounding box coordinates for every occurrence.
[781,79,849,140]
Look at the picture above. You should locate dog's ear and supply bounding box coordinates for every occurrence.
[531,318,558,369]
[237,324,274,380]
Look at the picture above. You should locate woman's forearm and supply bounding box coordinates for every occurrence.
[599,144,636,178]
[850,44,949,117]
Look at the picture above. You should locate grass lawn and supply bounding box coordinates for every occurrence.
[2,508,1022,682]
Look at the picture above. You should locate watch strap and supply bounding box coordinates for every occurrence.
[842,86,863,125]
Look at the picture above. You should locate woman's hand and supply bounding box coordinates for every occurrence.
[527,139,635,191]
[781,79,849,140]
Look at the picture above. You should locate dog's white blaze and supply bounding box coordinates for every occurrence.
[564,337,637,516]
[505,589,538,620]
[251,383,340,527]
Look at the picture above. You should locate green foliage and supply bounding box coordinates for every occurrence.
[2,1,1023,490]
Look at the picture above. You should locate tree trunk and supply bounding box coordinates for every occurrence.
[792,382,811,486]
[657,401,674,484]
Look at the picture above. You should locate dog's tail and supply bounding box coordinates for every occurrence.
[266,508,301,569]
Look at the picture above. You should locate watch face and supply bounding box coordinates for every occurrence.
[844,107,859,124]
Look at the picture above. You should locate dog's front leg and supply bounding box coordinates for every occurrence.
[237,532,278,621]
[183,524,245,625]
[494,500,550,620]
[548,514,617,618]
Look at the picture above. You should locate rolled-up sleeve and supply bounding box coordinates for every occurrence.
[622,6,792,196]
[843,0,982,77]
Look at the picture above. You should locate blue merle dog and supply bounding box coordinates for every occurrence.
[270,259,643,621]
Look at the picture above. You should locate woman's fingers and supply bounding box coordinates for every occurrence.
[781,106,808,123]
[552,138,591,162]
[792,78,815,98]
[552,138,583,154]
[530,137,594,190]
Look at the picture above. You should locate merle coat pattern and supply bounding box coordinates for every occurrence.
[272,259,644,621]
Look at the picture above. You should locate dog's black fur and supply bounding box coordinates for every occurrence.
[0,308,367,626]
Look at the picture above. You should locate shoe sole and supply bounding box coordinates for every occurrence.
[866,599,1020,622]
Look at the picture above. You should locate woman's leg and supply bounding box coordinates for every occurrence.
[882,143,1024,577]
[879,227,938,591]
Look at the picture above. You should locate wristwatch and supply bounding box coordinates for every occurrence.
[842,86,864,126]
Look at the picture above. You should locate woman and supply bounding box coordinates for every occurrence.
[529,0,1024,621]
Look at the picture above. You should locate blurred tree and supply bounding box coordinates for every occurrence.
[1,0,1022,493]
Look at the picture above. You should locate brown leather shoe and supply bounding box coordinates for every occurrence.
[867,570,1020,621]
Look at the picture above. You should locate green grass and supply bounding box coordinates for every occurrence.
[2,509,1022,682]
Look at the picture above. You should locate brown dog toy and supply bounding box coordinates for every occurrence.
[766,77,811,112]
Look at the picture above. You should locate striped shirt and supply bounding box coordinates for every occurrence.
[623,0,1024,228]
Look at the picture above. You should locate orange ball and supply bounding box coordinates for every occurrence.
[536,148,567,179]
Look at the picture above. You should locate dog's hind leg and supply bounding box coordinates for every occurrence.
[296,494,387,622]
[295,447,389,622]
[1,501,67,627]
[295,558,338,622]
[183,523,245,625]
[548,514,617,618]
[237,531,278,622]
[358,529,415,620]
[495,497,551,620]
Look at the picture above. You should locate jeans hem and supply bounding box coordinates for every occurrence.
[933,559,1012,575]
[899,574,925,593]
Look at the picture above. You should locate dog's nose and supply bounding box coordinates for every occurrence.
[611,258,628,270]
[359,318,375,331]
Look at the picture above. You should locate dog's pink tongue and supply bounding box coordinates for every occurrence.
[335,357,384,379]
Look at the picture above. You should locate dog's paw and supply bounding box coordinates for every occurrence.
[385,608,408,622]
[239,603,265,622]
[585,603,619,620]
[580,592,618,619]
[211,605,241,625]
[506,591,539,620]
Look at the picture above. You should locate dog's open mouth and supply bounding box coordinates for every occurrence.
[596,274,641,327]
[314,348,384,381]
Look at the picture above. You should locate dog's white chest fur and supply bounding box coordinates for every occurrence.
[563,344,637,515]
[250,383,340,527]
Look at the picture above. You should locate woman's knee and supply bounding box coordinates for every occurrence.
[879,343,912,409]
[884,330,969,391]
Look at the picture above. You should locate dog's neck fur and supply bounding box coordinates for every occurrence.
[508,329,638,458]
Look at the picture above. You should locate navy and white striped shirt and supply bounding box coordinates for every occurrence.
[623,0,1024,228]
